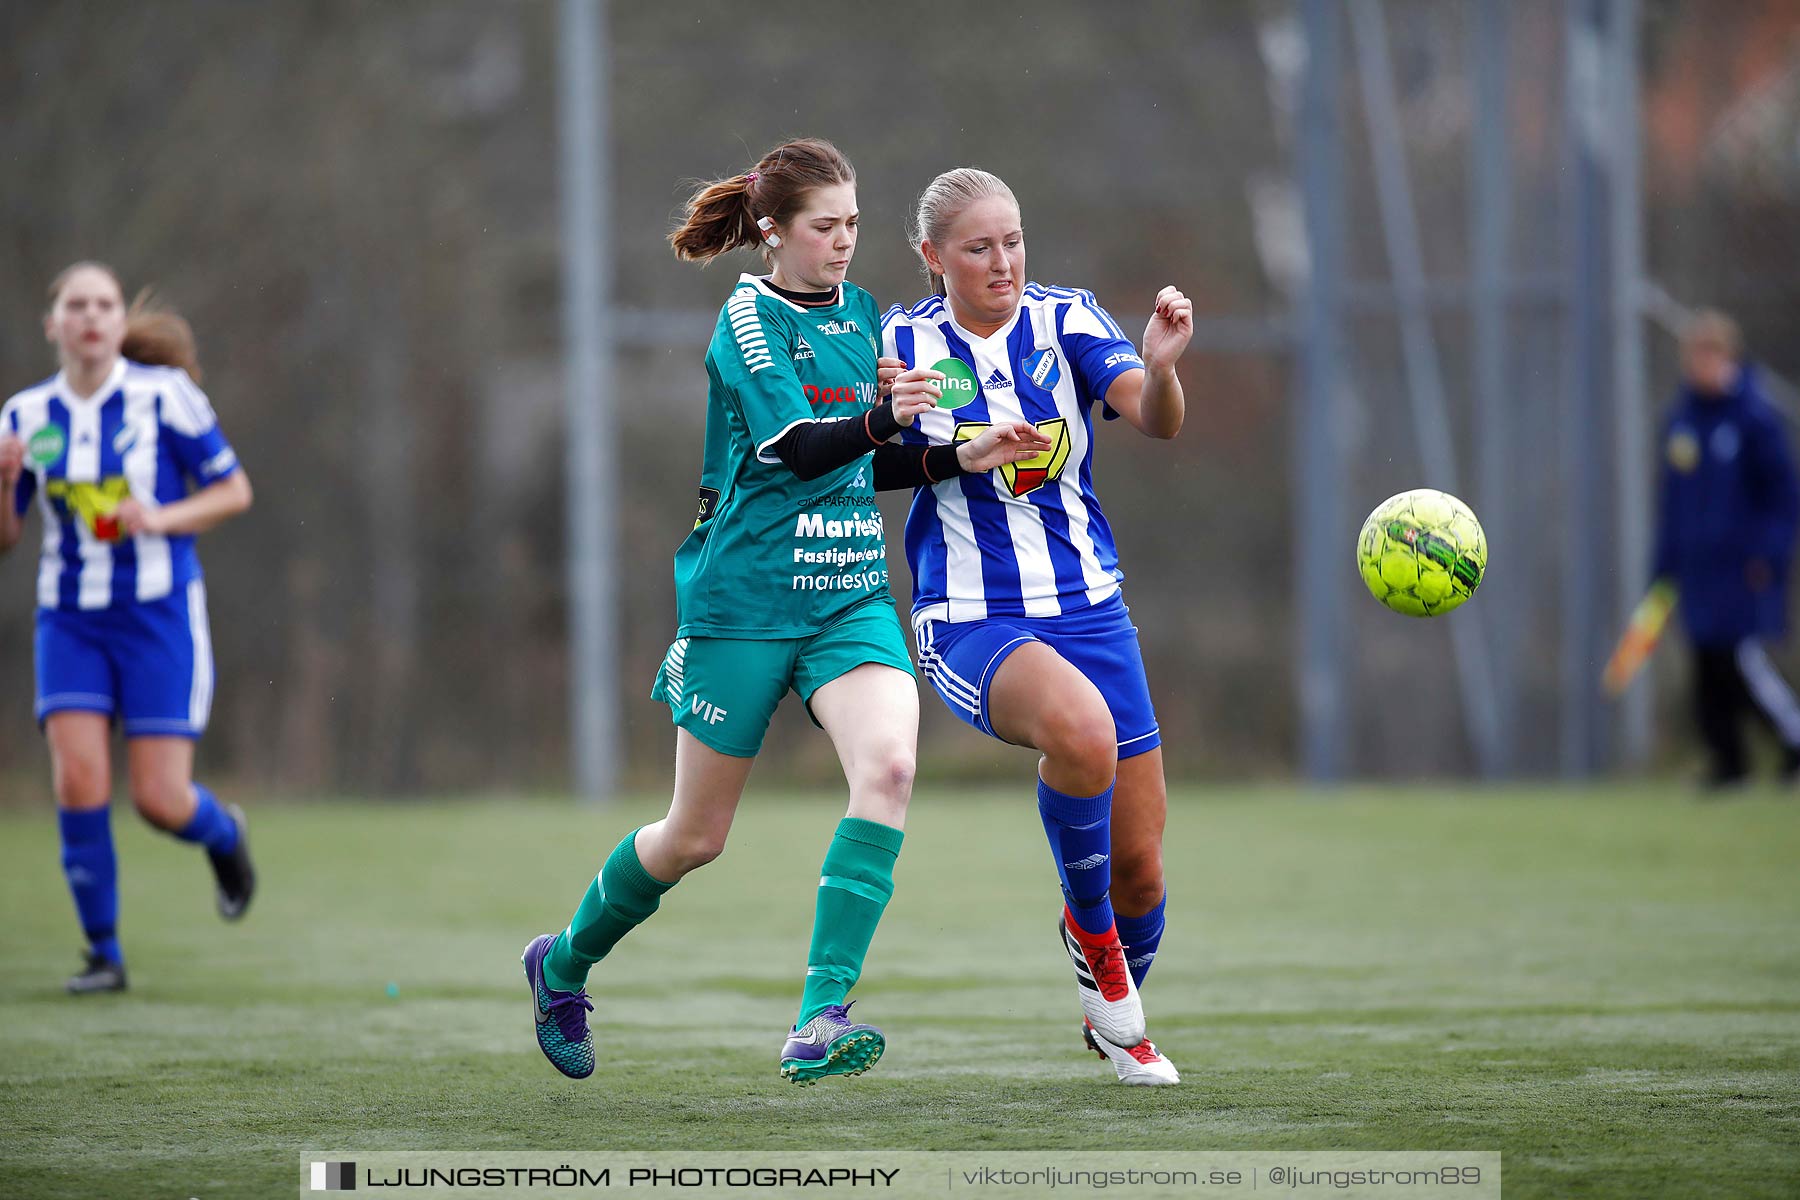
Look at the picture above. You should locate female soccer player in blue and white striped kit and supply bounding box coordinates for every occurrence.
[881,170,1193,1084]
[0,262,255,994]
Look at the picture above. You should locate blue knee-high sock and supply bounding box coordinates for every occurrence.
[1037,777,1115,936]
[1116,891,1166,988]
[172,784,238,855]
[59,807,122,965]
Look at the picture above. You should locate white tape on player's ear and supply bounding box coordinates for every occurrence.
[756,216,782,248]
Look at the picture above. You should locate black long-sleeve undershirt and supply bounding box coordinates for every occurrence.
[768,400,969,489]
[872,442,968,491]
[770,400,904,481]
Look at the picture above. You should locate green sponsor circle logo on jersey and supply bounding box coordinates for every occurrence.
[930,358,980,410]
[27,425,66,467]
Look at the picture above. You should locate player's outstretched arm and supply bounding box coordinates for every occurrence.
[116,470,253,539]
[870,422,1052,491]
[1102,286,1193,440]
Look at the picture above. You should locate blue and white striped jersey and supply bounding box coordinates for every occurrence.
[3,358,239,612]
[881,284,1145,625]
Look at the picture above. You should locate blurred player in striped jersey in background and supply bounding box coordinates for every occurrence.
[0,262,256,994]
[882,169,1193,1084]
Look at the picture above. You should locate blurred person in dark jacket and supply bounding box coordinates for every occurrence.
[1652,310,1800,787]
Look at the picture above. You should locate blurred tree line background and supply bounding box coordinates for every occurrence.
[2,0,1797,797]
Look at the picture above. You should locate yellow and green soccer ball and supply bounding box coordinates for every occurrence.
[1356,489,1486,617]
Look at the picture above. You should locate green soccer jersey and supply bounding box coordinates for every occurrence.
[673,274,890,638]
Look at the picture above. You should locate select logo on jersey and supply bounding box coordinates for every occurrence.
[955,417,1071,497]
[983,369,1012,391]
[930,358,980,410]
[1023,348,1062,391]
[45,477,131,540]
[793,334,815,361]
[27,425,66,468]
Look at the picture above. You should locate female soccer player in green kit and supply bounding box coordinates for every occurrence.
[522,138,1050,1084]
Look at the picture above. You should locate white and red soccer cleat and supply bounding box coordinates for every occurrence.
[1058,908,1146,1049]
[1082,1019,1181,1086]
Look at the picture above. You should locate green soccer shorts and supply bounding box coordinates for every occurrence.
[650,598,916,758]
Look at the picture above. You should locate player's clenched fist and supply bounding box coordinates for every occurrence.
[1143,285,1193,371]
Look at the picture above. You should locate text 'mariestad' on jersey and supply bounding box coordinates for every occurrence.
[2,358,240,612]
[881,285,1145,626]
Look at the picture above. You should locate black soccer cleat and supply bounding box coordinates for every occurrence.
[208,803,256,921]
[66,950,128,995]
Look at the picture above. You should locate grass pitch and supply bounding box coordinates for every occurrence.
[1,785,1797,1198]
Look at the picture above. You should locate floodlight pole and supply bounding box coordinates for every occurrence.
[1351,0,1505,777]
[1295,0,1348,782]
[559,0,620,803]
[1470,0,1516,775]
[1610,0,1653,768]
[1560,0,1616,777]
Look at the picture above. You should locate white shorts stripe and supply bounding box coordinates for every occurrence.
[916,623,983,707]
[920,655,980,716]
[187,579,214,731]
[921,648,980,708]
[1735,639,1800,746]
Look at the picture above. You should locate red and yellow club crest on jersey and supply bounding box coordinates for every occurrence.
[955,418,1071,498]
[45,478,132,541]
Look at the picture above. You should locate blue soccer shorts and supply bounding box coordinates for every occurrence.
[913,592,1161,758]
[34,579,215,738]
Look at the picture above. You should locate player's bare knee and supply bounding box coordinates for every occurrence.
[843,737,912,800]
[1036,705,1118,790]
[52,757,108,809]
[867,745,916,803]
[129,777,189,830]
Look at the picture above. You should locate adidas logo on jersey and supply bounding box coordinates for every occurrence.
[793,335,815,361]
[983,368,1012,391]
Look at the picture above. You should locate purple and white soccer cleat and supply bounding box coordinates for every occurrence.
[778,1002,885,1084]
[521,933,595,1079]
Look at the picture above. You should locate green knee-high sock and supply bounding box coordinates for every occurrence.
[543,829,674,992]
[796,817,904,1027]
